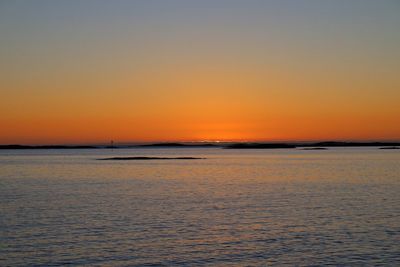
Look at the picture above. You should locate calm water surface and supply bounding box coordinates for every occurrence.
[1,148,399,266]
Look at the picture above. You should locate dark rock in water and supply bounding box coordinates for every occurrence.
[379,147,399,150]
[98,156,204,160]
[302,147,328,150]
[225,143,296,149]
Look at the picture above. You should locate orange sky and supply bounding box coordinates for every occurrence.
[1,1,399,144]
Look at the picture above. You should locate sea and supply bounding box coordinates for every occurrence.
[1,147,399,266]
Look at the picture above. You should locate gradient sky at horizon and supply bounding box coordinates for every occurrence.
[1,0,399,144]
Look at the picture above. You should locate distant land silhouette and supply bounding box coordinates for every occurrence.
[301,141,400,147]
[1,141,400,150]
[138,143,217,148]
[0,145,97,149]
[225,143,296,149]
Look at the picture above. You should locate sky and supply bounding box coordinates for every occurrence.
[1,0,399,144]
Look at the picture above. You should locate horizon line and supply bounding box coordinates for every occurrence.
[2,139,400,146]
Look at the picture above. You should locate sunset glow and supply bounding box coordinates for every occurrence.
[1,1,399,144]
